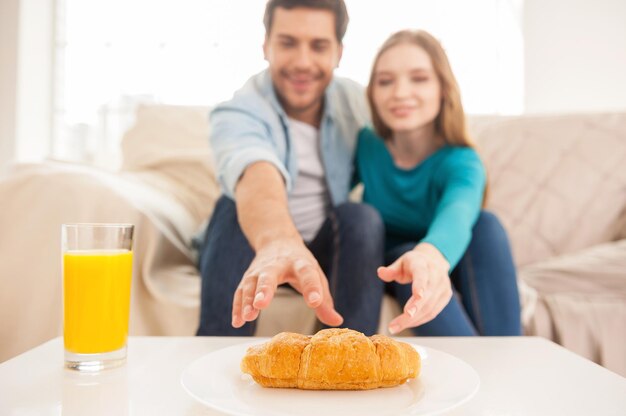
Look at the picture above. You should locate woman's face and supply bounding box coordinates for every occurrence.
[372,43,442,135]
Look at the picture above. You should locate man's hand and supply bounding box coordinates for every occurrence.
[231,239,344,329]
[231,161,343,329]
[377,243,452,334]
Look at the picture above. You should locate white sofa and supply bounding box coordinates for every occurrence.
[1,105,625,377]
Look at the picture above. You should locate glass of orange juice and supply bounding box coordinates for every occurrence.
[62,223,134,371]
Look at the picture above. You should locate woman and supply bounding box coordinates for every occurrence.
[356,30,521,336]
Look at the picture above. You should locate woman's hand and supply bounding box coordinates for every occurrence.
[377,243,452,334]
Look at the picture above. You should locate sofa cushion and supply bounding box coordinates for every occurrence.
[469,113,626,267]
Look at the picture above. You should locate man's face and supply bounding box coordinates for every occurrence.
[263,7,343,121]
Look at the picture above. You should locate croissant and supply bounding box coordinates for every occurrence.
[240,328,420,390]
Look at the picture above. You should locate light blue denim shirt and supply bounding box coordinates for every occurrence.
[209,69,369,206]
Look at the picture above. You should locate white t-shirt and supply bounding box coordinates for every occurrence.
[287,118,331,243]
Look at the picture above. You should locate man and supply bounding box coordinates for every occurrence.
[196,0,385,336]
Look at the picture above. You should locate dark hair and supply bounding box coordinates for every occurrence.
[263,0,349,42]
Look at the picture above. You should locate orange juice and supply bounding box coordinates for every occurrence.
[63,250,132,354]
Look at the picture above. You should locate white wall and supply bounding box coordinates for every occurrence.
[0,0,54,172]
[2,0,626,171]
[15,0,54,162]
[524,0,626,114]
[0,0,19,173]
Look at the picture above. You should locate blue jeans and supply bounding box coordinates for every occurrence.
[386,211,522,336]
[196,196,385,336]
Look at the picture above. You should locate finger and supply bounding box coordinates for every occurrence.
[377,257,404,283]
[240,274,259,322]
[390,293,428,334]
[388,310,414,335]
[289,260,343,326]
[314,302,344,327]
[411,277,426,300]
[403,295,421,317]
[391,280,453,333]
[413,286,453,327]
[231,286,244,328]
[408,257,429,299]
[410,266,452,325]
[252,271,279,310]
[314,276,343,327]
[293,259,325,308]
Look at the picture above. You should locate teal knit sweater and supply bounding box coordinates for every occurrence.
[355,127,486,269]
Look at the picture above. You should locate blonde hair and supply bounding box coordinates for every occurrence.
[366,29,488,204]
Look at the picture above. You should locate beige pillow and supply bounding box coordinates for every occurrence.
[120,104,220,225]
[468,113,626,267]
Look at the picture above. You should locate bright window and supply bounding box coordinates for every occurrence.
[54,0,523,166]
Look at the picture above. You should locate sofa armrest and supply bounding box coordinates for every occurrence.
[518,239,626,376]
[520,239,626,296]
[0,162,202,362]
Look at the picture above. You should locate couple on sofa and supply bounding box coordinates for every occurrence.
[197,0,521,337]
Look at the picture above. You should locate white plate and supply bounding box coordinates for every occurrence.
[181,341,479,416]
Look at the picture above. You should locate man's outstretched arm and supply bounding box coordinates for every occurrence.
[231,161,343,328]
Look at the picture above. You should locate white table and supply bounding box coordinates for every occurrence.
[0,336,624,415]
